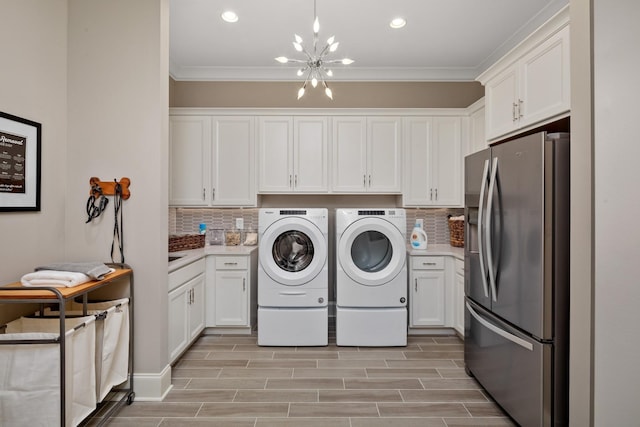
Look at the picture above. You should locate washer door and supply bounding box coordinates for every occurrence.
[338,217,406,286]
[260,217,327,286]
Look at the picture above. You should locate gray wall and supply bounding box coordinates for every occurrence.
[170,80,484,109]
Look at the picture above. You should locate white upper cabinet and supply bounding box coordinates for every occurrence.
[169,114,256,206]
[169,116,211,206]
[467,98,487,155]
[258,116,329,193]
[403,117,462,207]
[212,117,256,206]
[332,116,401,193]
[480,10,570,141]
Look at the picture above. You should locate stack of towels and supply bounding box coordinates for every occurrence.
[20,262,115,288]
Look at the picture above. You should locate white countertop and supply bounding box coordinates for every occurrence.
[406,243,464,260]
[169,245,258,272]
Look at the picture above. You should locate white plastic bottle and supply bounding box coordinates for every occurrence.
[410,222,428,250]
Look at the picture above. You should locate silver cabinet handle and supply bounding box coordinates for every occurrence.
[294,175,298,187]
[486,156,499,302]
[368,175,371,186]
[435,188,438,200]
[363,175,366,187]
[243,278,246,292]
[289,175,292,188]
[224,262,238,266]
[423,262,437,266]
[202,188,206,201]
[414,278,417,292]
[478,159,490,299]
[512,103,518,122]
[518,99,524,118]
[430,188,433,200]
[212,188,215,200]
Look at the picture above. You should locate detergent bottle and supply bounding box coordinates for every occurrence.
[410,221,428,250]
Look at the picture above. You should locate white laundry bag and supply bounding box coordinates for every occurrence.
[0,315,96,427]
[46,298,130,402]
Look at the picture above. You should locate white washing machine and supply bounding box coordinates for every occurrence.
[258,208,328,346]
[335,208,407,346]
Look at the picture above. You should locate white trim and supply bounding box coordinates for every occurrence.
[131,364,173,401]
[169,107,473,117]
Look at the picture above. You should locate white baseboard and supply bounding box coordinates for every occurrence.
[132,364,173,401]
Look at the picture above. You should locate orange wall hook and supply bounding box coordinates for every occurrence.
[89,177,131,200]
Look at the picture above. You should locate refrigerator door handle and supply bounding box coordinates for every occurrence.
[466,302,534,351]
[486,156,499,302]
[477,159,490,299]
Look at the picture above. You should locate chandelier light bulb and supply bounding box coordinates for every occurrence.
[297,87,306,100]
[297,69,305,77]
[325,87,333,99]
[311,77,318,88]
[327,36,335,45]
[295,34,303,44]
[330,42,339,52]
[326,69,333,77]
[313,17,320,34]
[275,56,289,63]
[342,58,354,65]
[293,42,303,52]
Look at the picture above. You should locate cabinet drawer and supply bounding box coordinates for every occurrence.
[215,256,248,270]
[411,256,444,270]
[169,258,205,292]
[455,258,464,275]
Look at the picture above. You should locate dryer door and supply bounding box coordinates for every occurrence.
[259,217,327,286]
[338,217,406,286]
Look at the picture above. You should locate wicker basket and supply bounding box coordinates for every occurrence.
[448,218,465,247]
[169,234,205,252]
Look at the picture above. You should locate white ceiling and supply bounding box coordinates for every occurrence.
[169,0,569,82]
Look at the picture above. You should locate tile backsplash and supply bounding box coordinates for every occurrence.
[170,207,463,245]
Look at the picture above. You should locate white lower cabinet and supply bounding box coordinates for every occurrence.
[205,252,258,332]
[409,256,446,327]
[408,254,464,335]
[453,258,465,336]
[168,259,206,364]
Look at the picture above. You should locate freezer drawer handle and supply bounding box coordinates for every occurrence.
[466,302,533,351]
[279,291,307,296]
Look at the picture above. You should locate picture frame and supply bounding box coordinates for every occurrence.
[0,111,42,211]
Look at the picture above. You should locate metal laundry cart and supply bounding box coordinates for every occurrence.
[0,263,134,427]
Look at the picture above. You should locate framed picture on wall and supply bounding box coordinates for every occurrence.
[0,111,42,212]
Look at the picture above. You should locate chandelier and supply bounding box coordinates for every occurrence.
[275,0,354,100]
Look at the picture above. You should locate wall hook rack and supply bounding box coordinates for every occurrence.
[89,177,131,200]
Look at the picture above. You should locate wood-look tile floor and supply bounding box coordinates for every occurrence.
[93,333,516,427]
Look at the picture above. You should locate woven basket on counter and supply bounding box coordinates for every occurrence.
[448,217,465,247]
[169,234,205,252]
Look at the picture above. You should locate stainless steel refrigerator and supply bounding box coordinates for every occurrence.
[464,132,569,427]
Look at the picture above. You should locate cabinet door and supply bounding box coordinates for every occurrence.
[169,116,211,205]
[168,284,189,363]
[294,117,329,192]
[454,271,465,336]
[485,66,519,140]
[212,117,256,206]
[410,270,446,327]
[469,104,487,154]
[214,270,248,326]
[519,25,570,129]
[188,274,206,340]
[367,117,402,193]
[403,118,432,205]
[258,117,293,192]
[331,117,367,192]
[431,117,462,206]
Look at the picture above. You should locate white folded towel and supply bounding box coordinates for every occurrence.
[20,270,92,288]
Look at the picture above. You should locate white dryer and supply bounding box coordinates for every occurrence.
[258,208,328,346]
[335,208,407,346]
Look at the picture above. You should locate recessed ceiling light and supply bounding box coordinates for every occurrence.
[390,17,406,29]
[221,11,238,23]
